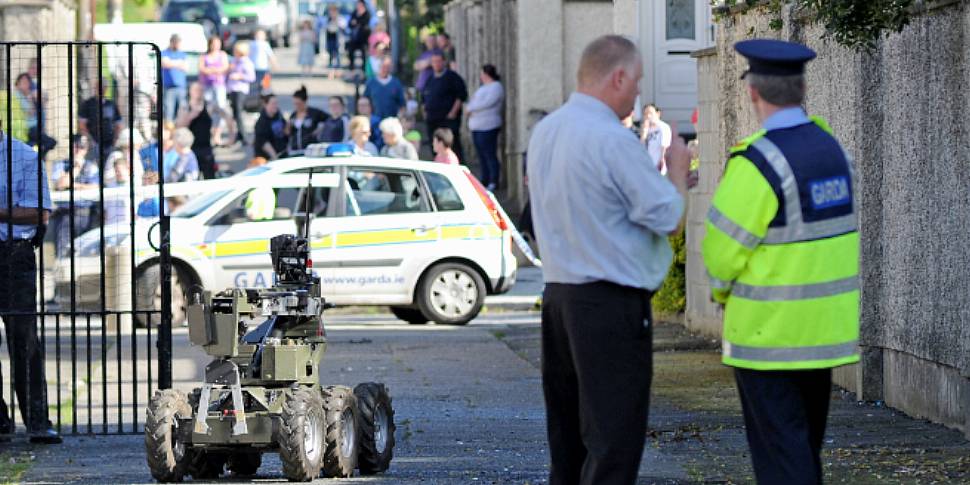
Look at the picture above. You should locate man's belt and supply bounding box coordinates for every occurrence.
[0,239,34,248]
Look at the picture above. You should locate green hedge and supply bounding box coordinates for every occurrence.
[652,233,686,315]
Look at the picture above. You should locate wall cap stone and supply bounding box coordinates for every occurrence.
[691,46,717,58]
[713,0,964,17]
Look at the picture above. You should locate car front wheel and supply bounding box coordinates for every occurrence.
[135,264,191,328]
[416,262,486,325]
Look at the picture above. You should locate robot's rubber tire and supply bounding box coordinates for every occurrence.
[416,262,487,326]
[278,387,327,481]
[227,451,262,476]
[353,383,395,475]
[322,386,360,478]
[188,449,226,479]
[389,306,429,325]
[144,389,193,483]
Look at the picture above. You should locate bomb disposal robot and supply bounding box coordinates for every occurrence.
[145,209,395,481]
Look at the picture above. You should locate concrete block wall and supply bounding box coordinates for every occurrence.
[445,0,522,207]
[445,0,614,212]
[690,0,970,437]
[685,46,721,337]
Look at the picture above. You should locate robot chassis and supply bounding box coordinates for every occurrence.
[145,234,395,482]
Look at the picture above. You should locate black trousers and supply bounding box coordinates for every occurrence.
[0,241,50,431]
[427,118,465,164]
[228,91,247,143]
[734,368,832,485]
[541,282,653,485]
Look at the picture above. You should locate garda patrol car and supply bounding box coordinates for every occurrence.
[56,152,518,326]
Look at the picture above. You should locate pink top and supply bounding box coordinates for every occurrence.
[369,31,391,55]
[200,51,228,87]
[434,150,459,165]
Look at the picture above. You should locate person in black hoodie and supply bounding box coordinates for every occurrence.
[287,85,329,156]
[321,96,350,143]
[253,94,288,160]
[347,0,371,71]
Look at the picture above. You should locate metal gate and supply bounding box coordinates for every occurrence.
[0,41,172,435]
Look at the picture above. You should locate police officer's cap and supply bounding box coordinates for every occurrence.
[735,39,816,78]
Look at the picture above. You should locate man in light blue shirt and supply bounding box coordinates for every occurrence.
[0,128,60,443]
[161,34,188,123]
[527,35,690,484]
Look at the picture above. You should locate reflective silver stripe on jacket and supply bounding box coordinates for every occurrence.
[708,272,733,291]
[750,137,858,244]
[724,340,858,362]
[732,276,858,301]
[707,206,761,249]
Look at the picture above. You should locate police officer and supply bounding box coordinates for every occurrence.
[0,121,61,443]
[702,39,858,484]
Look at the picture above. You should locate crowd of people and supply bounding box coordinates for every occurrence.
[25,13,515,253]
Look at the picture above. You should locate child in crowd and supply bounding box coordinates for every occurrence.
[404,87,419,118]
[137,171,162,218]
[401,114,422,155]
[432,128,459,165]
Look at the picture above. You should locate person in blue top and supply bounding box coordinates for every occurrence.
[363,56,406,121]
[355,96,383,150]
[0,122,61,444]
[161,34,189,123]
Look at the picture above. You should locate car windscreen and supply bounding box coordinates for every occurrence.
[172,190,231,218]
[162,3,215,22]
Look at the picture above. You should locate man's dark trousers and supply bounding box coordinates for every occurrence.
[541,281,653,485]
[0,240,51,431]
[426,118,464,163]
[734,368,832,485]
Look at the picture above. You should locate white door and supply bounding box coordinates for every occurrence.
[641,0,712,134]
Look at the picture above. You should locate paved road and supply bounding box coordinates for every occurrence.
[24,311,555,484]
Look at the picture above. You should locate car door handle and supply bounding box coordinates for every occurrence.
[311,231,332,239]
[411,225,436,233]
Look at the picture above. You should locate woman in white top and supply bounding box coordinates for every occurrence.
[640,103,672,174]
[349,115,378,156]
[467,64,504,190]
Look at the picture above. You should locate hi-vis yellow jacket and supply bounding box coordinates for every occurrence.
[702,116,859,370]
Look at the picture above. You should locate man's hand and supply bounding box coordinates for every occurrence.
[665,122,690,191]
[665,122,691,235]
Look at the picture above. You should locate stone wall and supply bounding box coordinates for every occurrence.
[689,0,970,437]
[445,0,614,211]
[445,0,522,205]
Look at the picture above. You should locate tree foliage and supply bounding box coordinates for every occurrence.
[717,0,916,50]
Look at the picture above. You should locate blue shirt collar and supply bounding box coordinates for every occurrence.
[568,92,620,121]
[762,106,810,131]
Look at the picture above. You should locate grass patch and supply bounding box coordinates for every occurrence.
[652,351,739,413]
[50,398,74,427]
[0,452,33,484]
[824,447,970,484]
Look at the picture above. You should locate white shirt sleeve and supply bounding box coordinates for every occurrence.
[660,122,672,147]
